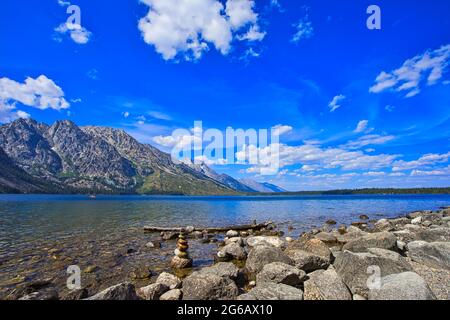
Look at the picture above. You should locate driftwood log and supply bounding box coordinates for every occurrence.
[143,221,272,233]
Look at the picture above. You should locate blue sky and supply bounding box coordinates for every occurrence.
[0,0,449,191]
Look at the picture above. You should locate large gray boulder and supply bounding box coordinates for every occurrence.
[238,283,303,300]
[342,232,397,253]
[256,262,306,286]
[287,234,332,260]
[285,249,330,273]
[246,245,293,274]
[368,272,435,300]
[315,232,337,245]
[407,241,450,270]
[86,282,138,300]
[156,272,181,290]
[218,242,247,261]
[182,271,239,300]
[201,262,245,286]
[336,230,368,245]
[413,228,450,242]
[137,283,169,300]
[246,236,285,249]
[304,267,352,300]
[410,261,450,300]
[334,249,412,297]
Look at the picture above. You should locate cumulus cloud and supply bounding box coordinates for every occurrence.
[370,44,450,98]
[0,75,69,123]
[328,94,345,112]
[138,0,265,61]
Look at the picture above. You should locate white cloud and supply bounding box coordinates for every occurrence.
[0,101,29,123]
[291,14,314,43]
[370,44,450,98]
[55,23,92,45]
[343,134,395,150]
[328,94,345,112]
[272,124,293,136]
[237,25,266,41]
[54,1,92,45]
[122,111,130,118]
[138,0,264,61]
[0,75,69,120]
[393,152,450,172]
[354,120,369,133]
[147,110,172,121]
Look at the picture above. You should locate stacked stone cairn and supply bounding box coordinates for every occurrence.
[170,233,193,269]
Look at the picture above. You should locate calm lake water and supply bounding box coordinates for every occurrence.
[0,194,449,298]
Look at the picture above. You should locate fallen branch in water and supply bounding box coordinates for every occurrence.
[143,221,272,233]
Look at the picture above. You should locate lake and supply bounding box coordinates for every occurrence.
[0,194,449,298]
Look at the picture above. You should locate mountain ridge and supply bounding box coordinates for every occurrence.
[0,118,284,195]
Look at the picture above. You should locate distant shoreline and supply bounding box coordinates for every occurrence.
[1,187,450,197]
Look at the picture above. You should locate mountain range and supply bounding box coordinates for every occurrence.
[0,119,284,195]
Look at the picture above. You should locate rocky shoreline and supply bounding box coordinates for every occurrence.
[13,206,450,300]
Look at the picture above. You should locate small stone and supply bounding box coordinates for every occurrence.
[130,266,153,280]
[171,256,193,269]
[160,289,182,300]
[224,237,244,246]
[353,294,367,300]
[83,265,98,274]
[326,219,337,225]
[226,230,239,238]
[162,232,179,241]
[359,215,370,220]
[145,241,161,249]
[411,217,423,225]
[174,249,189,259]
[286,237,294,243]
[61,288,89,300]
[338,225,347,235]
[185,226,195,233]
